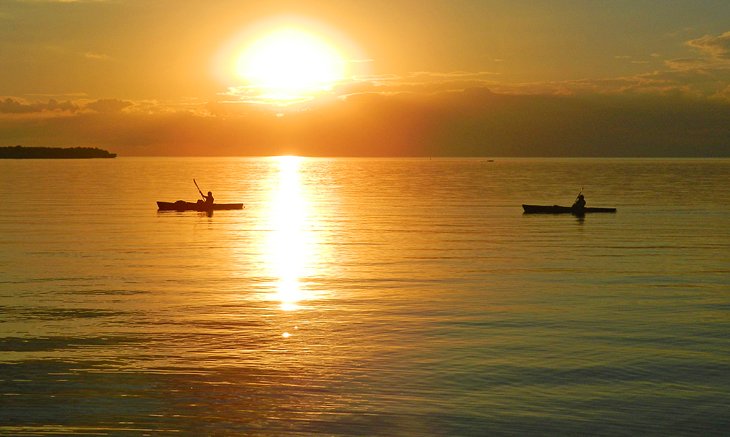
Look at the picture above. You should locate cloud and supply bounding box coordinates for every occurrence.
[327,71,504,101]
[338,66,730,102]
[85,98,132,113]
[0,97,78,114]
[332,41,730,101]
[363,71,500,87]
[664,57,709,71]
[686,31,730,59]
[604,69,729,101]
[83,51,113,61]
[0,97,136,117]
[218,70,500,106]
[0,98,34,114]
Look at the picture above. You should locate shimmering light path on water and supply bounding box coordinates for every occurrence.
[1,158,729,435]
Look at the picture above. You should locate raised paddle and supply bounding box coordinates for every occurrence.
[193,179,205,200]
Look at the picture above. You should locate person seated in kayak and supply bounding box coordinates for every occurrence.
[572,193,586,210]
[197,191,214,205]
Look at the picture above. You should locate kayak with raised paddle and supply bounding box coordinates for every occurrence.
[157,200,244,211]
[157,179,244,212]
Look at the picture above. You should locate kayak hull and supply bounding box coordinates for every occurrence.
[157,201,244,211]
[522,204,616,214]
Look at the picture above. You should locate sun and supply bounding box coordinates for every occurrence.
[236,28,346,103]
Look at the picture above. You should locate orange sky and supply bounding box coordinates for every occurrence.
[1,0,729,156]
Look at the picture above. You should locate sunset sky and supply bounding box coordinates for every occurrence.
[1,0,729,156]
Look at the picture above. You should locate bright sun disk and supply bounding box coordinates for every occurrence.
[237,28,345,101]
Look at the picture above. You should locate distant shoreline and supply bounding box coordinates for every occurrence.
[0,146,117,159]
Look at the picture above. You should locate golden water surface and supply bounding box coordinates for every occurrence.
[1,157,729,435]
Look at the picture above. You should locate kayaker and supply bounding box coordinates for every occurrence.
[572,193,586,210]
[204,191,214,205]
[196,191,214,206]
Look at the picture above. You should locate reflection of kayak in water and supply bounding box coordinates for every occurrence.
[156,201,244,211]
[522,204,617,214]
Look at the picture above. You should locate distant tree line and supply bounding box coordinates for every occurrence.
[0,145,117,159]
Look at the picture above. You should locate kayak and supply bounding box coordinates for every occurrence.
[522,204,616,214]
[157,201,244,211]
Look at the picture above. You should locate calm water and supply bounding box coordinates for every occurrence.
[1,157,729,435]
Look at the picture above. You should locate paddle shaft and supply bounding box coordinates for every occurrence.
[193,179,205,200]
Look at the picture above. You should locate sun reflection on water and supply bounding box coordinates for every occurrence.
[265,156,315,311]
